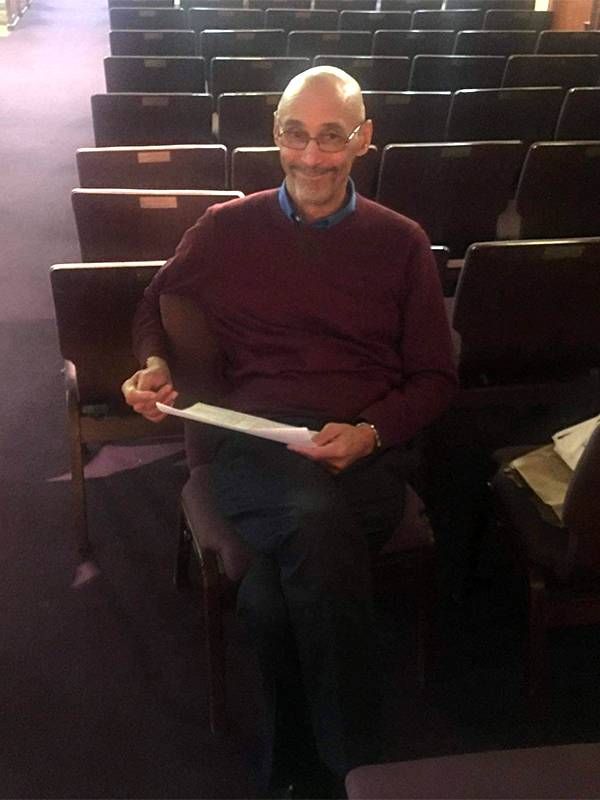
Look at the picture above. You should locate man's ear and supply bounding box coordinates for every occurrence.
[355,119,373,156]
[272,111,279,146]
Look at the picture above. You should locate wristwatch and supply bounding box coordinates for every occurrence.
[356,421,382,450]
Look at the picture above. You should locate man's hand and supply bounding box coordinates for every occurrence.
[288,422,377,473]
[121,356,178,423]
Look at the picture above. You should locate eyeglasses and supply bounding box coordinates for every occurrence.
[275,122,365,153]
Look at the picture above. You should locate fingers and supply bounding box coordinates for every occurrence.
[288,422,373,471]
[122,371,178,422]
[310,422,345,447]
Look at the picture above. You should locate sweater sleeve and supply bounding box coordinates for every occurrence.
[132,210,214,366]
[358,226,458,448]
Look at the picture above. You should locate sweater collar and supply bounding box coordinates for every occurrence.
[278,179,356,229]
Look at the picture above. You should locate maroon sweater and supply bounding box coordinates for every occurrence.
[133,189,457,448]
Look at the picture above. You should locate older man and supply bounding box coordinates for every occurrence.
[123,67,456,798]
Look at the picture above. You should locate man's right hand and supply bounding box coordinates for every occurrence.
[121,356,178,423]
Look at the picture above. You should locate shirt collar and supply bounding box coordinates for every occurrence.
[278,179,356,229]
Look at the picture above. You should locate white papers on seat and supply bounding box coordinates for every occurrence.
[552,415,600,471]
[156,401,317,447]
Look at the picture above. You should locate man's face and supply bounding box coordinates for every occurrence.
[274,84,372,223]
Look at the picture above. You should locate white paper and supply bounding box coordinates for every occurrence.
[156,401,317,447]
[552,415,600,471]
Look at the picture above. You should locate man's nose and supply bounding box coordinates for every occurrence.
[300,138,323,165]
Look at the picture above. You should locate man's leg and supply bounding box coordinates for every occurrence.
[237,556,325,795]
[210,432,405,786]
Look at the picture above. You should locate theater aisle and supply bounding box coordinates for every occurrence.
[0,2,253,796]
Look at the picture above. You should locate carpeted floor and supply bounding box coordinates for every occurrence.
[1,2,600,798]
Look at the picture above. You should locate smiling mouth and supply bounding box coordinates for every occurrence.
[295,172,333,183]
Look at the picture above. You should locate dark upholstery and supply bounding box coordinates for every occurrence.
[491,425,600,697]
[76,144,228,191]
[492,455,575,582]
[182,465,253,582]
[162,292,437,731]
[182,466,434,582]
[91,92,213,147]
[346,742,600,799]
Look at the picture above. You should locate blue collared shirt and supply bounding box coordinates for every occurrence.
[277,178,356,229]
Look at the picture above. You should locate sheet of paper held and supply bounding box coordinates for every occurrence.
[156,401,318,447]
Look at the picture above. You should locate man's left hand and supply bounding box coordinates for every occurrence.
[288,422,377,472]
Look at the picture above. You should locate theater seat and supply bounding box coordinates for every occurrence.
[346,742,600,799]
[161,293,437,734]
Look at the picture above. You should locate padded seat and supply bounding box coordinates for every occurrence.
[104,55,206,93]
[158,291,438,733]
[314,0,375,9]
[452,238,600,388]
[411,8,484,30]
[446,87,564,143]
[483,9,553,31]
[216,92,281,149]
[453,29,537,56]
[49,261,182,569]
[380,0,441,9]
[376,141,526,258]
[264,8,338,32]
[109,29,197,57]
[211,56,310,97]
[188,7,264,33]
[491,426,600,697]
[536,30,600,55]
[346,743,600,799]
[109,0,176,6]
[76,144,228,190]
[91,92,213,147]
[177,463,436,732]
[444,0,534,8]
[72,189,242,261]
[338,9,410,31]
[409,54,506,91]
[109,6,187,30]
[287,30,373,58]
[502,53,599,88]
[493,449,576,580]
[199,28,287,65]
[515,142,600,240]
[249,0,311,9]
[363,91,451,147]
[555,87,600,141]
[313,55,410,90]
[371,29,455,57]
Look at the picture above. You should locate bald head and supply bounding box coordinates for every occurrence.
[277,66,366,127]
[273,65,373,224]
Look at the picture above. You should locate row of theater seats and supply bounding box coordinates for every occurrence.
[49,233,600,573]
[102,51,600,94]
[107,0,539,10]
[52,236,600,407]
[110,6,554,31]
[91,85,600,148]
[71,139,600,261]
[109,27,600,57]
